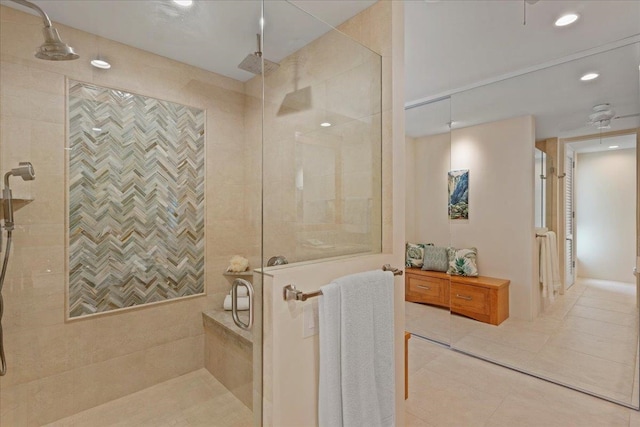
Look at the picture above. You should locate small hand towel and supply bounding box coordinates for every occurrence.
[223,295,249,311]
[230,286,249,297]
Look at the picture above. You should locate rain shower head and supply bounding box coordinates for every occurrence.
[238,34,279,75]
[9,0,79,61]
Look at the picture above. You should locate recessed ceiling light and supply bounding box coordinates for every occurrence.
[320,122,332,127]
[173,0,193,7]
[90,59,111,69]
[580,72,599,81]
[555,13,579,27]
[609,145,619,149]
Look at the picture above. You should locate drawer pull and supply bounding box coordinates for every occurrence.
[417,285,431,290]
[455,294,472,301]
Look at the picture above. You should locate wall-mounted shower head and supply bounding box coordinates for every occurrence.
[9,0,79,61]
[3,162,36,231]
[36,26,79,61]
[4,162,35,186]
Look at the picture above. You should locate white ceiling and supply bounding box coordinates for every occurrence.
[404,0,640,140]
[568,134,636,154]
[405,0,640,103]
[406,42,640,140]
[3,0,375,82]
[5,0,639,142]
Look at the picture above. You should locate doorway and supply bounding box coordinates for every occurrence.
[563,131,637,288]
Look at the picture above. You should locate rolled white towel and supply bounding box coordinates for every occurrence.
[229,286,249,297]
[223,295,249,311]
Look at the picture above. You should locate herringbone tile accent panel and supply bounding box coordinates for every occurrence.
[68,81,205,318]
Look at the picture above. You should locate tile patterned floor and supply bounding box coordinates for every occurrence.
[42,347,640,427]
[407,277,639,405]
[36,276,640,426]
[44,369,253,427]
[406,336,640,427]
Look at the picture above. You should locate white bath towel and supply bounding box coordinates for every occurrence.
[539,231,562,302]
[539,234,553,302]
[318,270,395,427]
[318,282,343,427]
[547,231,563,295]
[223,295,249,311]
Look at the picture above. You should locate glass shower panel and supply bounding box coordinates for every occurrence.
[262,1,382,265]
[404,97,452,345]
[0,1,265,425]
[449,42,640,408]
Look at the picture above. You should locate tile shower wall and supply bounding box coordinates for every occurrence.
[0,5,257,425]
[68,81,205,317]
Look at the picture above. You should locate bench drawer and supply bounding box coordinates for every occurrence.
[406,275,449,307]
[450,282,490,316]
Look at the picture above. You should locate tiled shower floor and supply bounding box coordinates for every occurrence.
[44,369,253,427]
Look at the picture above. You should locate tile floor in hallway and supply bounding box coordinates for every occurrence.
[406,336,640,427]
[407,277,639,405]
[44,369,253,427]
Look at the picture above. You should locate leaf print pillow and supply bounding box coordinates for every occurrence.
[446,247,479,276]
[405,242,433,268]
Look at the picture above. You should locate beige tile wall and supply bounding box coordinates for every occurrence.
[0,5,259,425]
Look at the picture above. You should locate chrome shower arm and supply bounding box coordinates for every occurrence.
[3,172,12,188]
[8,0,52,28]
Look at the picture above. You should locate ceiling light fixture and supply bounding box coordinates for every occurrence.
[320,122,332,127]
[173,0,193,7]
[92,127,102,132]
[555,13,579,27]
[609,145,619,149]
[580,72,599,81]
[90,58,111,69]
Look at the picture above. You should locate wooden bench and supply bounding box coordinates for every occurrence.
[405,268,509,325]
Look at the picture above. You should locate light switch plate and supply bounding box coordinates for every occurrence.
[303,302,319,338]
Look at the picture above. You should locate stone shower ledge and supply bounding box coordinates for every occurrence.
[0,198,34,220]
[222,271,253,277]
[203,307,253,345]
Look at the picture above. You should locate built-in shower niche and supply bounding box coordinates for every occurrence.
[67,80,206,318]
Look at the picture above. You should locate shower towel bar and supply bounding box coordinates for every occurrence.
[282,264,403,301]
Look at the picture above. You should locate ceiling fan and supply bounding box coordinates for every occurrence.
[588,103,640,130]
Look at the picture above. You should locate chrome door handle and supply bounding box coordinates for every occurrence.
[455,294,472,301]
[634,267,639,278]
[417,285,431,290]
[232,278,254,331]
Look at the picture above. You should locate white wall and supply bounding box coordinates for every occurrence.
[576,148,636,283]
[405,136,416,241]
[411,132,451,246]
[409,115,536,320]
